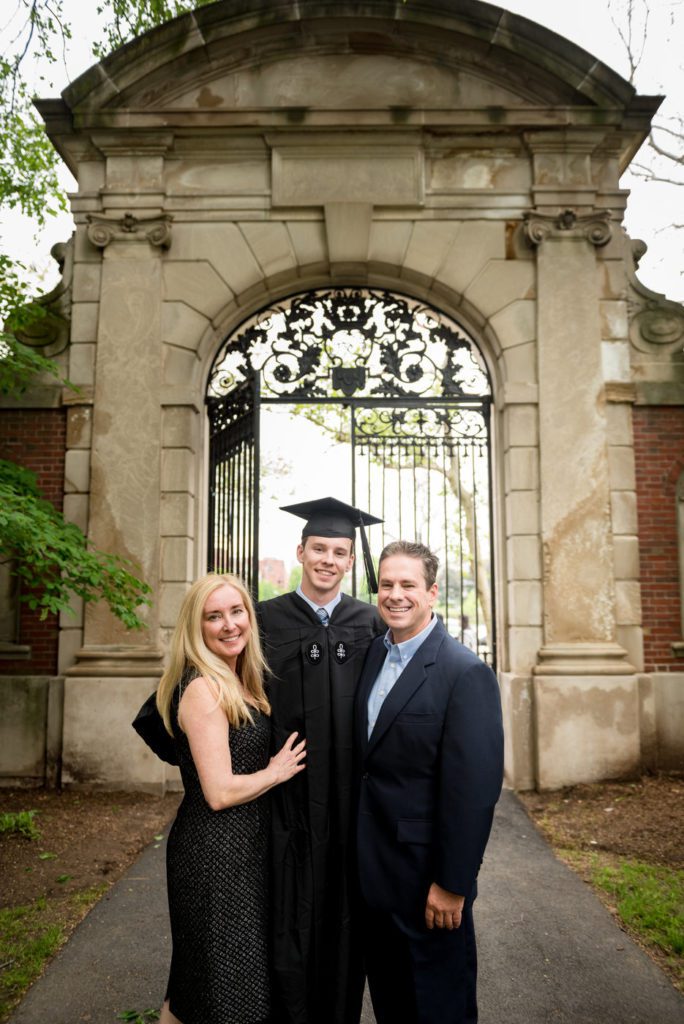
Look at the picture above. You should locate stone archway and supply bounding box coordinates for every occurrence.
[16,0,668,791]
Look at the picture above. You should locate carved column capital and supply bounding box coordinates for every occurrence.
[523,208,612,248]
[86,211,173,250]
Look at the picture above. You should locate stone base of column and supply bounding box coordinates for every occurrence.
[499,673,535,792]
[532,643,639,789]
[61,674,181,792]
[64,645,164,677]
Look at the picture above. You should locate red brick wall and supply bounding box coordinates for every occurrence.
[633,405,684,672]
[0,408,67,675]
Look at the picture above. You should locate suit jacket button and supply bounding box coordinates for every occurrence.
[362,772,369,780]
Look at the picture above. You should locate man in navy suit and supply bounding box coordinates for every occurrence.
[355,540,504,1024]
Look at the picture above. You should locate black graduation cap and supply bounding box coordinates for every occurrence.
[280,496,383,593]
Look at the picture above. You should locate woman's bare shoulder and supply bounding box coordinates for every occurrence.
[179,674,219,710]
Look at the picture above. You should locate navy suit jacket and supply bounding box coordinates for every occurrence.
[355,618,504,920]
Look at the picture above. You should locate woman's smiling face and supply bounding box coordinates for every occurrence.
[201,583,251,671]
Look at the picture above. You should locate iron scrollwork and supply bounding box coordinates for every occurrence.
[354,406,489,451]
[207,289,491,401]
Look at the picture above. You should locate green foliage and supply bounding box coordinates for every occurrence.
[258,578,285,601]
[116,1011,160,1023]
[287,564,302,591]
[592,858,684,961]
[1,2,69,331]
[0,899,64,1018]
[0,65,66,226]
[0,810,41,841]
[0,334,65,395]
[0,458,152,628]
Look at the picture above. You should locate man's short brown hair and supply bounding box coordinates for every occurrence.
[378,540,439,588]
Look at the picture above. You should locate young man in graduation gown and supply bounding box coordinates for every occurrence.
[257,497,383,1024]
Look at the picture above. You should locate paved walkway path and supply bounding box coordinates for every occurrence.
[8,790,683,1024]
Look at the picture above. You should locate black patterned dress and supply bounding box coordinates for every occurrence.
[165,684,272,1024]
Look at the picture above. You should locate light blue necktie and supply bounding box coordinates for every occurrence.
[315,607,329,627]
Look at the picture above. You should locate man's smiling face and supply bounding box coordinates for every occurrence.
[377,553,437,643]
[297,535,354,603]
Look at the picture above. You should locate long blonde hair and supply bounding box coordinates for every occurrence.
[156,573,270,734]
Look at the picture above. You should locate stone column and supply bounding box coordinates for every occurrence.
[525,208,639,789]
[62,208,176,790]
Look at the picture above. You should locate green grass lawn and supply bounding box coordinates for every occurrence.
[556,846,684,991]
[592,858,684,967]
[0,884,108,1022]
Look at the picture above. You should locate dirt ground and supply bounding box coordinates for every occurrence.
[518,772,683,870]
[2,773,681,908]
[0,789,180,910]
[0,774,681,1010]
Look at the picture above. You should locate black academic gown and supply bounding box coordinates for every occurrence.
[257,591,383,1024]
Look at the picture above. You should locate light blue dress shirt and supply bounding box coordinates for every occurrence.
[296,585,342,623]
[367,615,438,739]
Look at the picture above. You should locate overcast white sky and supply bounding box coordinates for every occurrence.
[2,0,682,298]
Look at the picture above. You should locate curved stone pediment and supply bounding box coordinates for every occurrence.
[59,0,639,120]
[161,54,536,112]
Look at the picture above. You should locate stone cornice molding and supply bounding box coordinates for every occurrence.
[532,642,635,676]
[626,238,684,355]
[65,645,164,677]
[90,130,175,158]
[523,208,612,248]
[86,211,173,250]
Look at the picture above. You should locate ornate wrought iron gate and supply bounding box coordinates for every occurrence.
[206,289,496,667]
[206,375,260,592]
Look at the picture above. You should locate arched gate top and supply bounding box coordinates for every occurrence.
[207,288,491,402]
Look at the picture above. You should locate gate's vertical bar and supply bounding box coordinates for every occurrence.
[455,440,464,643]
[251,374,261,601]
[426,442,431,550]
[442,436,450,634]
[471,437,480,658]
[350,402,357,599]
[381,439,387,549]
[484,400,496,671]
[412,441,418,541]
[207,403,216,571]
[240,434,247,583]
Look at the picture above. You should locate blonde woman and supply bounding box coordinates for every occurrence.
[156,573,305,1024]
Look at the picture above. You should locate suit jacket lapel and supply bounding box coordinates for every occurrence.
[355,637,387,754]
[365,620,446,759]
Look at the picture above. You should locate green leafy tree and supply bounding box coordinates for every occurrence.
[0,2,217,631]
[0,344,151,628]
[0,458,151,628]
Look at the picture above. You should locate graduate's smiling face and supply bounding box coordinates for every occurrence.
[297,535,354,602]
[201,584,252,671]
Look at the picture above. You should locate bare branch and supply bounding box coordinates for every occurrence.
[652,122,684,143]
[629,163,684,186]
[647,134,684,165]
[609,0,651,84]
